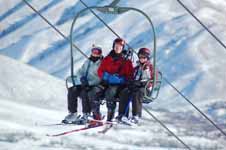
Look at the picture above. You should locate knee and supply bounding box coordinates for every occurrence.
[119,88,129,98]
[105,92,114,100]
[106,101,116,110]
[88,87,103,99]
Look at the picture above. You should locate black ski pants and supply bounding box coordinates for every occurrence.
[118,87,144,117]
[67,86,91,114]
[87,86,104,114]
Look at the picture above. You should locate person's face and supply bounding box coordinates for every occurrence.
[138,54,148,63]
[91,53,100,58]
[114,43,123,54]
[91,48,101,57]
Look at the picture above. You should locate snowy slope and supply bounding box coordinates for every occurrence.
[0,0,226,149]
[0,55,66,110]
[0,55,225,149]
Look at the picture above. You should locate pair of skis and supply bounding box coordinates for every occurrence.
[46,120,114,137]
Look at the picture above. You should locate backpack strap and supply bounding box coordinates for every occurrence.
[84,60,91,78]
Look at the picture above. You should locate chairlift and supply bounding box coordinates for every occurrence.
[67,0,162,102]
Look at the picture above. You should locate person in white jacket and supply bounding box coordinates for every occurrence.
[62,46,103,124]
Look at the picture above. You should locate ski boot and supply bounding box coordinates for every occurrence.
[62,112,80,124]
[130,115,139,124]
[107,110,115,122]
[73,113,90,125]
[120,116,132,126]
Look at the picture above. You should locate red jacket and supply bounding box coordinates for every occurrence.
[98,51,134,80]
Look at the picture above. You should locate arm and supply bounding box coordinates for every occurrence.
[97,57,108,79]
[77,60,87,78]
[125,60,134,81]
[71,60,87,85]
[149,64,158,81]
[147,63,158,88]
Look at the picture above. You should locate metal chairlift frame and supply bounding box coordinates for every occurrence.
[68,2,161,101]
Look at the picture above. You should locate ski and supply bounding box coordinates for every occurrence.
[98,124,113,134]
[38,123,79,127]
[88,118,116,125]
[46,122,103,137]
[98,120,134,134]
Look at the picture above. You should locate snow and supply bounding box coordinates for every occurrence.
[0,0,226,149]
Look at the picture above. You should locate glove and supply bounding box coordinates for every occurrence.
[80,76,89,87]
[103,72,110,81]
[128,80,142,91]
[142,62,150,70]
[108,74,125,84]
[75,85,82,90]
[133,80,143,87]
[100,79,108,87]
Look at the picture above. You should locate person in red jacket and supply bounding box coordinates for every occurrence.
[118,48,155,124]
[98,38,133,122]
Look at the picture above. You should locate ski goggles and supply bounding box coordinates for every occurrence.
[91,47,102,55]
[138,55,148,59]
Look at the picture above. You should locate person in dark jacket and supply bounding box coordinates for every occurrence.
[118,48,155,124]
[98,38,134,122]
[62,46,103,124]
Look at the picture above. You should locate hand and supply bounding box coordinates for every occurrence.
[100,79,108,87]
[75,85,82,89]
[133,80,142,87]
[143,62,150,70]
[80,76,89,87]
[128,80,142,91]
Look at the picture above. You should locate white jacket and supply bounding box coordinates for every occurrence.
[134,62,153,82]
[72,59,101,86]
